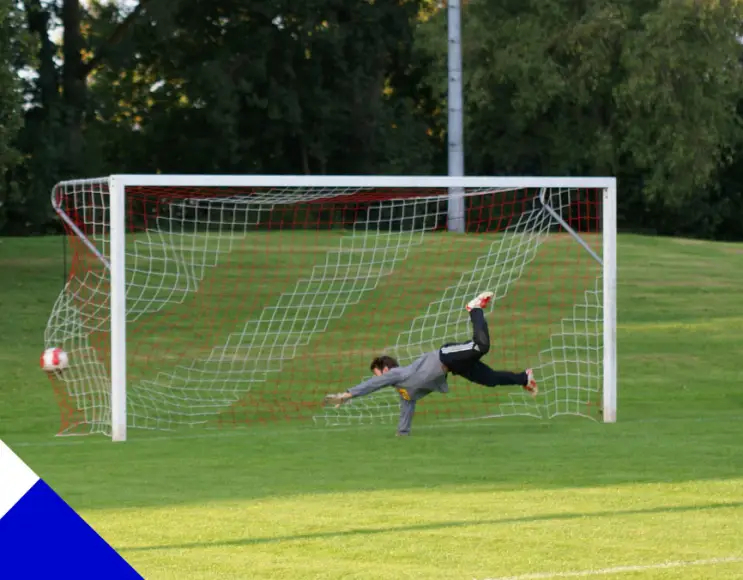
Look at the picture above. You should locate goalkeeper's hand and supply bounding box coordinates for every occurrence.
[324,392,352,408]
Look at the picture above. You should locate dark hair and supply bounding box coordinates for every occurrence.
[370,355,399,372]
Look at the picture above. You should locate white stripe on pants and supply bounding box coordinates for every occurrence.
[440,341,479,354]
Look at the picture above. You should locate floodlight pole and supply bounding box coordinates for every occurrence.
[447,0,465,233]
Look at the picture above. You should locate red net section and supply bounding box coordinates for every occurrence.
[45,183,603,436]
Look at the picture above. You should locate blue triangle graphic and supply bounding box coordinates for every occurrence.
[0,459,142,579]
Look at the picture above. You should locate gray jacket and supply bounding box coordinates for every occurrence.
[346,351,448,400]
[346,352,448,435]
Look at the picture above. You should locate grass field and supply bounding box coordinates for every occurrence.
[1,233,742,579]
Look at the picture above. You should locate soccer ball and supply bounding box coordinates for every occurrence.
[40,348,69,373]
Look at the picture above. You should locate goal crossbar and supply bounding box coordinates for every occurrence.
[57,174,617,189]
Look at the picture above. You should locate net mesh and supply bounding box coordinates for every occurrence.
[45,181,604,435]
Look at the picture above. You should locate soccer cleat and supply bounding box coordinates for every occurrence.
[523,368,538,397]
[466,291,494,312]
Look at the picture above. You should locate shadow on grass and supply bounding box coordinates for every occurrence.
[120,500,743,553]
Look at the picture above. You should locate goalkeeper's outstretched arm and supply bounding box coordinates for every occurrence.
[324,370,418,436]
[324,367,406,407]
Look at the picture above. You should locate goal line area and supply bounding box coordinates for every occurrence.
[44,176,616,440]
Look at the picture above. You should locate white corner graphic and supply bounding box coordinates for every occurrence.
[0,440,40,520]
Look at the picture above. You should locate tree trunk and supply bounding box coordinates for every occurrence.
[300,139,311,175]
[62,0,86,174]
[24,0,58,110]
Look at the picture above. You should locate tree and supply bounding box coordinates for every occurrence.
[7,0,743,238]
[59,0,155,174]
[87,0,435,176]
[0,0,28,232]
[415,0,743,237]
[615,0,743,236]
[0,0,154,235]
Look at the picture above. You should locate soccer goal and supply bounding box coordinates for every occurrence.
[45,175,617,441]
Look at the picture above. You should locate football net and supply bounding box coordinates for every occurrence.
[45,176,615,438]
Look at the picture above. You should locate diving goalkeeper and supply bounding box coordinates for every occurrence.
[323,291,538,436]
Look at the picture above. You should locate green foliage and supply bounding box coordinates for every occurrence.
[417,0,627,175]
[417,0,743,238]
[0,0,29,231]
[616,0,743,229]
[5,0,743,237]
[87,0,434,175]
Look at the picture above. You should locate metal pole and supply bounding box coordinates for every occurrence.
[109,176,128,442]
[602,182,618,423]
[447,0,465,233]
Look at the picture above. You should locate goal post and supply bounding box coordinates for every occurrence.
[109,176,127,442]
[602,181,617,423]
[46,175,617,441]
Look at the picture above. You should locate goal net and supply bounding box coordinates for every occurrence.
[45,176,616,439]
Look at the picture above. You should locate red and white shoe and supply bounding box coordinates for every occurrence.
[523,368,538,397]
[466,291,494,312]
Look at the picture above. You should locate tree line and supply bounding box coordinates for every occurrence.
[2,0,743,239]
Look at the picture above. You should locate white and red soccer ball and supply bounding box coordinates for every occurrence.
[40,347,69,373]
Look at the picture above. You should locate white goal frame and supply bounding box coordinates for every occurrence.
[53,174,617,442]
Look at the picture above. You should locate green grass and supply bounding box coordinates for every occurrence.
[1,233,743,579]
